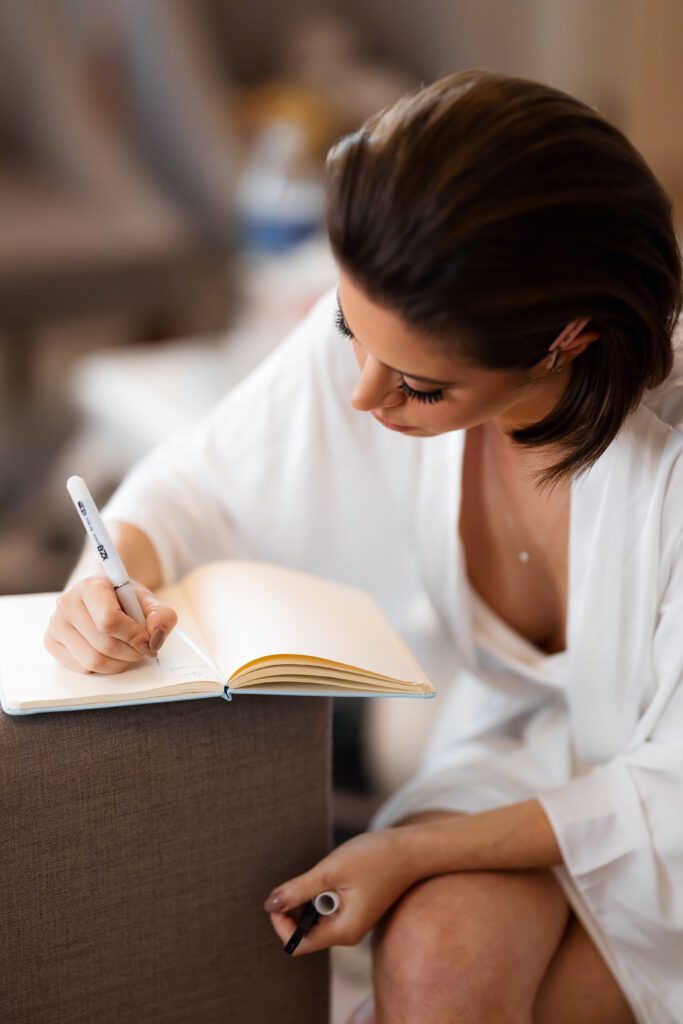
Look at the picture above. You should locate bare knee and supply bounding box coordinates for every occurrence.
[372,872,550,1023]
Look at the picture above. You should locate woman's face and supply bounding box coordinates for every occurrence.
[337,271,567,438]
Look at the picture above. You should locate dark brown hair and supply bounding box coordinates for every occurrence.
[326,70,682,485]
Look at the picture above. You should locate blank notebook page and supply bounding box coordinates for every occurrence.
[181,561,429,684]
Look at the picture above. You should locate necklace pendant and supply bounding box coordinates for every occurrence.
[518,549,531,563]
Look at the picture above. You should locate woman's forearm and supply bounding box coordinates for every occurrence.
[67,520,163,591]
[399,799,563,881]
[265,799,564,951]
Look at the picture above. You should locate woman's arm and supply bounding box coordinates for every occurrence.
[45,521,176,674]
[400,798,561,877]
[264,798,561,954]
[67,520,163,590]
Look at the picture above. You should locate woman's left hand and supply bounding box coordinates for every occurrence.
[263,827,418,954]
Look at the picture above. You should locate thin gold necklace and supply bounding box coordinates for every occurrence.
[484,427,567,565]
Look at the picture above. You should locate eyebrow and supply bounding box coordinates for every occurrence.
[335,296,460,387]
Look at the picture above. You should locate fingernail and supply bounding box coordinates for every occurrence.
[265,892,284,912]
[149,628,166,653]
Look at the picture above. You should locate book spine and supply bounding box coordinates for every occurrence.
[222,685,232,702]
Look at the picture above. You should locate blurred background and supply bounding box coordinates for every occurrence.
[1,1,681,1016]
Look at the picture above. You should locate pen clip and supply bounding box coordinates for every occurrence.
[222,685,232,702]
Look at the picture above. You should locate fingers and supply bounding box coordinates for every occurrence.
[264,868,325,915]
[47,609,140,674]
[269,909,304,946]
[44,633,97,674]
[265,873,351,955]
[135,587,178,654]
[268,909,341,955]
[78,579,152,652]
[76,596,149,661]
[44,576,177,674]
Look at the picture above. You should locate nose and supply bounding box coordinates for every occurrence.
[350,353,402,411]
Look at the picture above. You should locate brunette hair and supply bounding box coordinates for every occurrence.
[326,69,682,485]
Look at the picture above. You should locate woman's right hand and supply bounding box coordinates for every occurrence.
[43,576,178,674]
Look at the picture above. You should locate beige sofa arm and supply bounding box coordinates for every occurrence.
[0,695,331,1024]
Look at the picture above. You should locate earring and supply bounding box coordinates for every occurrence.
[546,348,560,371]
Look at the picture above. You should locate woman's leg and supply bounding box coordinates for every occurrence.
[532,917,635,1024]
[369,867,570,1024]
[348,806,565,1024]
[347,877,635,1024]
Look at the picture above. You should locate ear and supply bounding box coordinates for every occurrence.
[553,326,601,369]
[547,318,600,370]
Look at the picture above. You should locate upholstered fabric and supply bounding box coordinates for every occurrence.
[0,695,331,1023]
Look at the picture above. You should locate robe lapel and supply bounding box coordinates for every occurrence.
[418,413,663,766]
[568,410,660,763]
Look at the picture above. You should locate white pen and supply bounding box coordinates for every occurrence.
[66,475,160,665]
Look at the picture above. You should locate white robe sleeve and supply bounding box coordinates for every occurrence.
[370,668,573,828]
[101,415,238,586]
[101,291,344,585]
[100,288,425,612]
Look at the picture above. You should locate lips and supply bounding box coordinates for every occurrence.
[371,412,414,432]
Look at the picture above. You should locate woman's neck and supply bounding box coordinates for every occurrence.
[480,421,569,489]
[491,369,568,439]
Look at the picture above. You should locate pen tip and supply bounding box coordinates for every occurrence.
[155,656,160,666]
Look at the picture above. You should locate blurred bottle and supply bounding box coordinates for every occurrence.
[235,119,325,252]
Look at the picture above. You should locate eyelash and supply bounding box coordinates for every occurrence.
[333,309,445,404]
[333,307,353,338]
[397,379,444,404]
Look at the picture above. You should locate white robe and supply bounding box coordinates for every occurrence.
[103,289,683,1024]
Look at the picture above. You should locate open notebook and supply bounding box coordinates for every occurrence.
[0,561,435,715]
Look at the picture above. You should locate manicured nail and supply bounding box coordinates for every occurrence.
[265,892,284,912]
[149,628,166,653]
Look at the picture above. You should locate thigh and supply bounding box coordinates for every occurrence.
[372,868,570,1022]
[533,917,636,1024]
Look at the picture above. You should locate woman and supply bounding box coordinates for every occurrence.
[46,71,682,1022]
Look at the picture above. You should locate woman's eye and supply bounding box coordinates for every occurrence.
[333,308,353,338]
[398,379,444,404]
[334,307,444,404]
